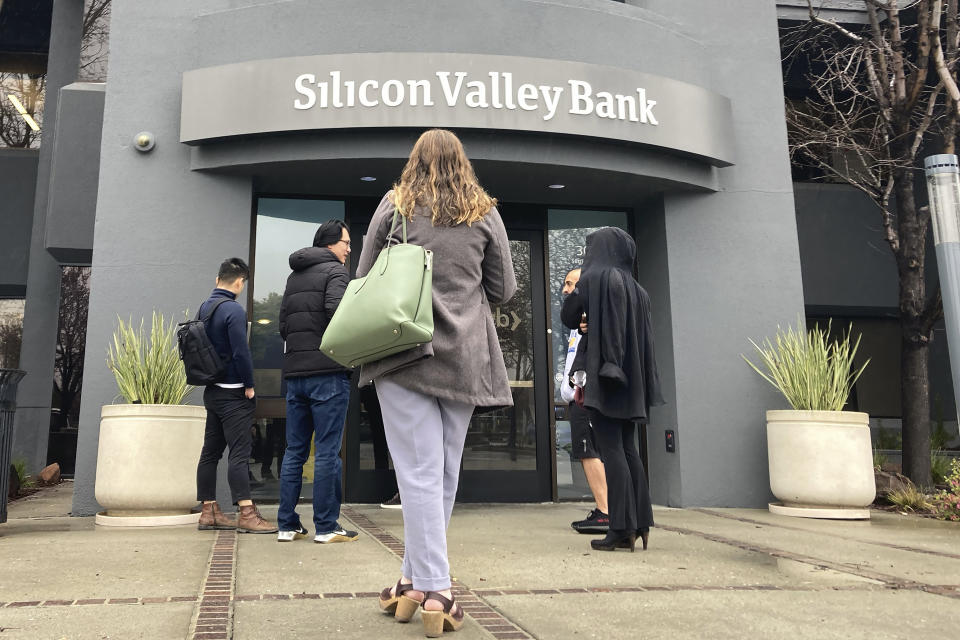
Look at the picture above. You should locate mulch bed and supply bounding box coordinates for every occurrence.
[7,487,41,503]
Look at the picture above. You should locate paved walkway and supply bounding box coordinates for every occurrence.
[1,482,958,639]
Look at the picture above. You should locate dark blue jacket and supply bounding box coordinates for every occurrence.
[199,288,255,388]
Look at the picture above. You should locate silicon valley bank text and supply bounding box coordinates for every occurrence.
[293,71,658,125]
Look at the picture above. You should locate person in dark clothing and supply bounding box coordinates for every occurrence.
[196,257,278,534]
[561,228,664,552]
[276,219,358,544]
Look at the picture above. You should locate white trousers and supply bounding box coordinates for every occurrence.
[375,378,474,591]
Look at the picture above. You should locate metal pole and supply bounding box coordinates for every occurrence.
[924,154,960,427]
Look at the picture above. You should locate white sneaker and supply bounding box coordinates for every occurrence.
[314,525,359,544]
[277,526,308,542]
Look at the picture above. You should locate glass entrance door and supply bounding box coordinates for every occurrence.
[458,230,551,501]
[344,227,553,503]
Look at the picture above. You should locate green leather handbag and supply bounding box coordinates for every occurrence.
[320,208,434,368]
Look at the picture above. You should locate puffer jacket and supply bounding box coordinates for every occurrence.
[278,246,350,378]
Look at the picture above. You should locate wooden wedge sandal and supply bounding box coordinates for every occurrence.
[421,591,464,637]
[378,580,422,622]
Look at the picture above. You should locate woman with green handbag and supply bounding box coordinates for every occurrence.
[361,129,516,637]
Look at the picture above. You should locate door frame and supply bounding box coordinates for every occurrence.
[456,227,552,502]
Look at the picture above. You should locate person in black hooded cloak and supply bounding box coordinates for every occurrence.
[561,227,664,552]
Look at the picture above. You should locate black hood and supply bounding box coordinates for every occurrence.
[582,227,636,274]
[289,246,340,271]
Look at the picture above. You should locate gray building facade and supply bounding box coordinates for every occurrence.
[6,1,940,516]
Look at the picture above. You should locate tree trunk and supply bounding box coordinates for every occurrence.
[895,174,933,487]
[901,334,932,486]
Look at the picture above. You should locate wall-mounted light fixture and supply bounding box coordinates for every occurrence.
[134,131,156,152]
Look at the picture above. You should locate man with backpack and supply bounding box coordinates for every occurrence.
[193,257,277,533]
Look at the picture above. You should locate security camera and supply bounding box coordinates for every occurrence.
[133,131,156,152]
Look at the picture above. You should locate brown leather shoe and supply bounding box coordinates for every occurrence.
[237,504,278,534]
[198,501,236,530]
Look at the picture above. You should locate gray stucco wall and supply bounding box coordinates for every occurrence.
[45,82,105,264]
[636,0,805,507]
[0,149,38,297]
[13,0,85,475]
[72,0,805,512]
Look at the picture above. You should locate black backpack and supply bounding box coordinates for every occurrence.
[177,298,231,386]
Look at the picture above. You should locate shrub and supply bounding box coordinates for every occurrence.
[11,457,32,488]
[873,426,902,451]
[932,459,960,522]
[873,448,888,470]
[931,450,951,485]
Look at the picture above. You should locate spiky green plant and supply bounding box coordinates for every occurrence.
[742,320,870,412]
[12,457,32,489]
[106,311,193,404]
[888,484,934,513]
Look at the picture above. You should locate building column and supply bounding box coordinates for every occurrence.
[12,0,85,474]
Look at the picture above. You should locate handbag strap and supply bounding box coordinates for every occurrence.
[386,200,408,246]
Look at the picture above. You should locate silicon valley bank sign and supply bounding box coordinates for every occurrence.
[293,71,659,125]
[180,53,735,166]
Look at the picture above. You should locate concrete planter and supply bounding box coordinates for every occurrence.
[767,409,876,520]
[95,404,205,526]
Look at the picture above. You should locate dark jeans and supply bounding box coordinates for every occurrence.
[591,412,654,532]
[197,386,255,504]
[279,372,351,534]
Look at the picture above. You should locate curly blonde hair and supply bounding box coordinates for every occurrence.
[391,129,496,226]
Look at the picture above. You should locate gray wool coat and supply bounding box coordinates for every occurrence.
[355,191,517,408]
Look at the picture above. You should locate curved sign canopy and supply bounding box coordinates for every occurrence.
[180,53,735,167]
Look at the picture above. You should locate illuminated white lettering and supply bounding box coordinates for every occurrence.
[294,73,316,109]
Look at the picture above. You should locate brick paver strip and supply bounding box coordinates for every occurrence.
[187,530,238,640]
[42,600,75,606]
[76,599,106,605]
[8,601,41,607]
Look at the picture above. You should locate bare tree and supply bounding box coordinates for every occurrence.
[0,73,44,148]
[785,1,960,486]
[0,0,111,148]
[53,267,90,428]
[0,319,22,369]
[79,0,111,82]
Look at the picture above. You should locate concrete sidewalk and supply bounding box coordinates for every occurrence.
[1,482,958,639]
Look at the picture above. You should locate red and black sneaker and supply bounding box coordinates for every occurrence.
[571,508,609,534]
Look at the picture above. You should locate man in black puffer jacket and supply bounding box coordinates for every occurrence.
[276,220,358,544]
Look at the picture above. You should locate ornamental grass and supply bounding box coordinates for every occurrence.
[743,320,869,412]
[106,311,193,405]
